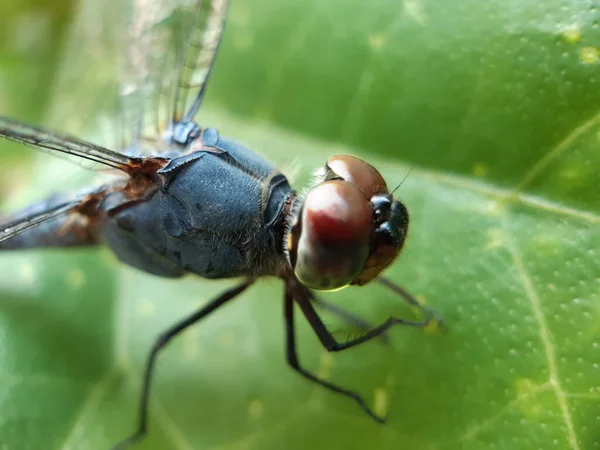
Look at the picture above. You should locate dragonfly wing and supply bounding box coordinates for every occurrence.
[0,190,104,248]
[0,117,137,171]
[41,0,172,155]
[121,0,229,149]
[1,0,149,169]
[35,0,229,156]
[43,0,128,150]
[172,0,229,124]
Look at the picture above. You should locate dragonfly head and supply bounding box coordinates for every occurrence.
[286,155,409,291]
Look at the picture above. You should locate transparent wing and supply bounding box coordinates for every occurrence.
[172,0,228,124]
[123,0,228,148]
[0,117,136,171]
[0,187,106,248]
[117,0,172,152]
[0,200,80,244]
[44,0,228,156]
[44,0,128,150]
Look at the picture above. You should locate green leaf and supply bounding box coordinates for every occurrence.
[1,1,599,450]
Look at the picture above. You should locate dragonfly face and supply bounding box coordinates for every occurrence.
[288,155,409,290]
[0,0,441,448]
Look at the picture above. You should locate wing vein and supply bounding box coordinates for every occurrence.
[182,0,229,122]
[0,117,134,171]
[0,201,79,243]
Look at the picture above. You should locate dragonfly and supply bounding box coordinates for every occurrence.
[0,0,443,448]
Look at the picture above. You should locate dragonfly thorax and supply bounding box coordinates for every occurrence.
[99,130,295,281]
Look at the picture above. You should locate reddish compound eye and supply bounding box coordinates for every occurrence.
[291,180,371,290]
[327,155,388,197]
[287,155,411,290]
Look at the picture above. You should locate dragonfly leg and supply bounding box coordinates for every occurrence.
[284,291,386,423]
[295,283,436,352]
[308,291,388,344]
[376,276,445,329]
[111,280,254,450]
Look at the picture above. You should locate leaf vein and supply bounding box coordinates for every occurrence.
[502,215,580,450]
[510,108,600,196]
[433,382,551,449]
[420,169,600,224]
[58,370,120,450]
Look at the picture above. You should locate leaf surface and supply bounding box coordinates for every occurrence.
[0,1,598,450]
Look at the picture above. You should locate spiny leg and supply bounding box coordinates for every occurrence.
[284,289,385,423]
[308,290,388,344]
[295,285,432,353]
[377,276,445,327]
[112,280,253,450]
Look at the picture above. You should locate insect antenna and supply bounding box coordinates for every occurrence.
[391,167,413,195]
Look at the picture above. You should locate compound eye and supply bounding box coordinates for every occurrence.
[293,180,372,290]
[327,155,388,197]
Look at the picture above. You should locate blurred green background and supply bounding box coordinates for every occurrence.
[0,0,599,449]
